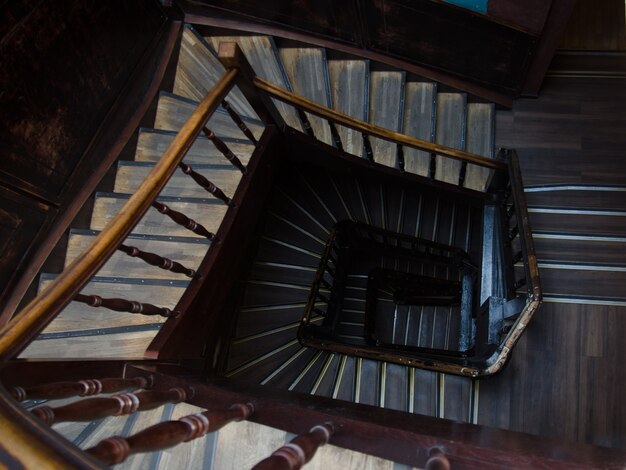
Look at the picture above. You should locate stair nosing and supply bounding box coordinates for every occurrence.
[94,191,224,205]
[39,273,190,287]
[68,228,212,245]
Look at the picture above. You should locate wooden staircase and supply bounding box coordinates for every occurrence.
[15,23,506,467]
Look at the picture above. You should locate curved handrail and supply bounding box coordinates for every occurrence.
[0,68,240,360]
[252,76,507,172]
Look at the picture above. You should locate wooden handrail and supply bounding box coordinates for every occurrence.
[0,67,240,360]
[252,76,507,172]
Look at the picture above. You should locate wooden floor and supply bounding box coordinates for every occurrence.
[486,76,626,449]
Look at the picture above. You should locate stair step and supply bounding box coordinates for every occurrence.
[154,92,264,140]
[403,81,436,177]
[35,275,184,333]
[114,161,241,201]
[135,129,254,166]
[528,207,626,237]
[532,232,626,265]
[66,230,209,280]
[206,35,302,130]
[369,71,406,168]
[174,27,256,118]
[435,93,467,185]
[524,186,626,210]
[279,47,333,145]
[91,193,227,238]
[464,102,495,191]
[236,303,309,338]
[327,59,368,156]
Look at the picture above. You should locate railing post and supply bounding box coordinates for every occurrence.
[252,422,334,470]
[217,42,287,129]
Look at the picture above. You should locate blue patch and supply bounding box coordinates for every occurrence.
[442,0,488,14]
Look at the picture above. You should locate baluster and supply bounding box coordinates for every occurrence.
[429,152,437,179]
[362,133,374,162]
[425,448,451,470]
[397,144,405,172]
[202,127,246,173]
[506,204,515,219]
[296,109,315,138]
[508,225,519,241]
[151,201,215,240]
[512,250,524,264]
[31,387,188,425]
[514,277,527,290]
[221,99,258,145]
[178,162,234,206]
[9,376,152,402]
[252,422,334,470]
[74,293,177,318]
[328,121,343,151]
[458,161,468,186]
[118,244,197,278]
[86,402,253,466]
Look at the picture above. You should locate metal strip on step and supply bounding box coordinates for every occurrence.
[525,184,626,193]
[527,207,626,217]
[36,323,162,340]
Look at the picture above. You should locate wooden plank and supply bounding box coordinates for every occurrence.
[327,60,367,157]
[91,195,227,238]
[174,27,256,118]
[154,93,264,140]
[279,47,333,145]
[114,163,241,200]
[403,82,436,177]
[369,71,405,169]
[434,93,466,184]
[135,130,254,166]
[206,35,302,130]
[464,103,495,191]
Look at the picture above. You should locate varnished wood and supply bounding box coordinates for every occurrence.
[118,243,197,278]
[222,99,259,145]
[252,422,334,469]
[152,200,216,240]
[252,77,507,171]
[0,66,240,360]
[74,293,178,318]
[9,375,151,402]
[86,402,253,465]
[31,387,187,425]
[178,161,234,206]
[202,126,247,173]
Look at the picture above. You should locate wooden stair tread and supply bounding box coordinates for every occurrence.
[279,47,333,145]
[403,81,436,177]
[66,230,208,280]
[114,162,241,200]
[174,27,256,119]
[135,129,254,166]
[205,35,302,131]
[154,92,264,140]
[369,71,405,168]
[91,194,227,238]
[435,93,466,185]
[327,59,368,157]
[464,102,495,192]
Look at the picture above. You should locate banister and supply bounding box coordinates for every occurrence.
[0,67,240,360]
[252,76,507,172]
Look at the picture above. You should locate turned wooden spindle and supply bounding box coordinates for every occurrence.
[202,127,246,173]
[458,161,468,186]
[151,201,215,240]
[74,293,177,318]
[9,376,152,402]
[86,402,254,466]
[362,133,374,162]
[221,99,258,145]
[425,448,451,470]
[429,152,437,178]
[328,121,343,151]
[118,244,197,278]
[178,162,233,206]
[296,109,315,138]
[252,422,334,470]
[397,144,405,171]
[31,387,188,425]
